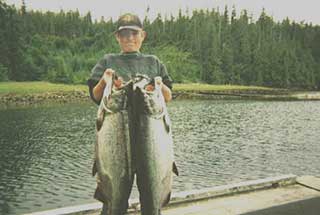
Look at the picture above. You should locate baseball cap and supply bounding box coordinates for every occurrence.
[116,13,143,32]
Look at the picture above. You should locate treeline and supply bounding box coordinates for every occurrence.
[1,1,320,89]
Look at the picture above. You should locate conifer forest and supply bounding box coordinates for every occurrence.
[1,0,320,89]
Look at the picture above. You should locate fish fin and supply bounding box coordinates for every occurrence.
[162,191,171,206]
[172,161,179,176]
[92,160,97,177]
[94,186,109,204]
[163,114,171,133]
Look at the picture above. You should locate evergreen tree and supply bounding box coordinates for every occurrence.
[0,3,319,89]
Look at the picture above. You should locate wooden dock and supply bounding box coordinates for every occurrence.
[25,175,320,215]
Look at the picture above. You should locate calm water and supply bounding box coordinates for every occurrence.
[0,100,320,214]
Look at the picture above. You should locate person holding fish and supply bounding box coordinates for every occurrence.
[87,13,177,215]
[87,13,172,104]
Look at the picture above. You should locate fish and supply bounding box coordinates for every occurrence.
[133,75,177,215]
[93,72,134,215]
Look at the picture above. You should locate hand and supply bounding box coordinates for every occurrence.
[145,78,163,91]
[114,77,123,89]
[145,84,154,91]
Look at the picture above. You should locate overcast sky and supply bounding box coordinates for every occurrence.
[5,0,320,24]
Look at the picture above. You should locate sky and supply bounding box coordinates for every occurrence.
[5,0,320,25]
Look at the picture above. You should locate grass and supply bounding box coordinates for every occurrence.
[0,81,87,95]
[0,81,277,95]
[173,83,275,92]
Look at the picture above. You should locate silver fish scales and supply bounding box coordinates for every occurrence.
[133,76,176,215]
[93,73,133,215]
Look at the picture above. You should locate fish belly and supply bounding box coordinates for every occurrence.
[136,115,174,215]
[95,111,133,214]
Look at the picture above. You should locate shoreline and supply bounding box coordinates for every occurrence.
[1,82,320,107]
[0,90,90,107]
[1,90,320,107]
[172,90,320,101]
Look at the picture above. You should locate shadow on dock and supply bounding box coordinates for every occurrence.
[241,196,320,215]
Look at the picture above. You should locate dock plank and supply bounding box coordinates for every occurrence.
[161,185,320,215]
[25,175,320,215]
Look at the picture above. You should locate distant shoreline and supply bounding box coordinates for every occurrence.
[0,82,319,107]
[0,90,90,107]
[172,90,320,101]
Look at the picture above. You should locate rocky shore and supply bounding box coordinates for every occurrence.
[0,90,90,107]
[1,89,320,107]
[172,90,320,101]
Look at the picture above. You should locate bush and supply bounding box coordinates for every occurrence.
[146,45,201,83]
[0,64,9,81]
[72,70,89,84]
[46,57,72,83]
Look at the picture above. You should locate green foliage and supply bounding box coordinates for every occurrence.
[0,1,320,90]
[46,56,72,83]
[0,64,8,81]
[72,70,89,84]
[146,45,200,83]
[0,81,87,95]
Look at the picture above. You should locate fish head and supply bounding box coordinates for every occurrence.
[133,76,166,117]
[100,74,131,113]
[132,74,150,91]
[104,89,128,112]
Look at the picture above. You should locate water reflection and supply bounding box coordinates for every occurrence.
[0,100,320,214]
[0,104,97,215]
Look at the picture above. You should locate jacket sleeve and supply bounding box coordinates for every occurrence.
[157,59,173,90]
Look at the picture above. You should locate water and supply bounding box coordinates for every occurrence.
[0,100,319,214]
